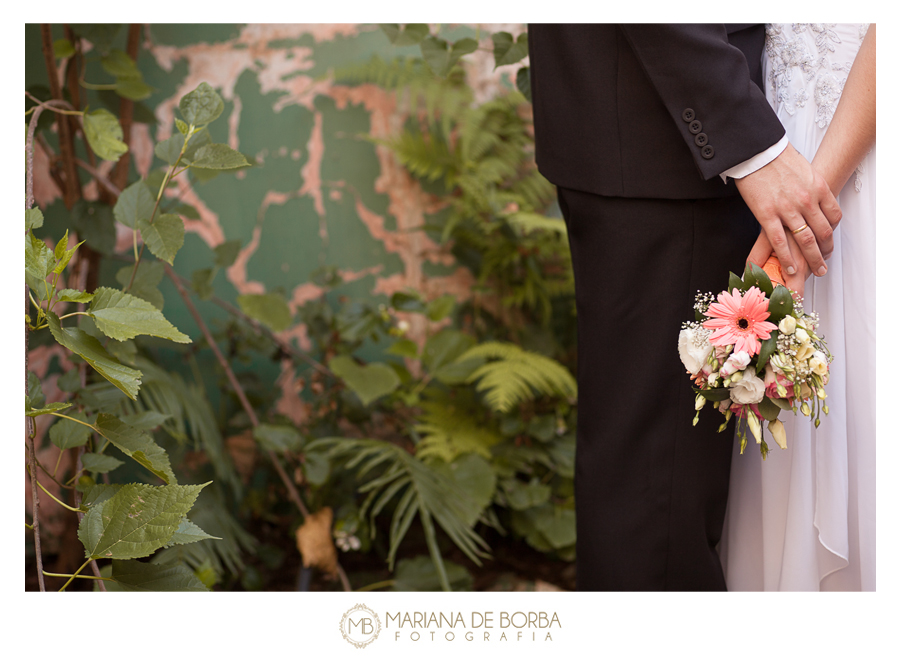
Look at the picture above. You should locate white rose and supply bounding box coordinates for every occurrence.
[729,371,766,405]
[810,350,828,376]
[795,342,815,362]
[795,327,811,344]
[678,327,712,376]
[720,350,751,377]
[779,316,797,335]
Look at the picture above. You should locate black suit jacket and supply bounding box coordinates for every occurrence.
[528,24,786,199]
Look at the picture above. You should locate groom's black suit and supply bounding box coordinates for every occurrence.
[528,24,785,590]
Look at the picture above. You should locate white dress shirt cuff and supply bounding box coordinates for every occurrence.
[719,135,789,183]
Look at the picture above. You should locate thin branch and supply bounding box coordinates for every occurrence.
[165,263,351,592]
[75,159,122,197]
[111,24,141,192]
[41,24,81,209]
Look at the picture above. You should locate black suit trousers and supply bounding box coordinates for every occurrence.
[558,187,759,590]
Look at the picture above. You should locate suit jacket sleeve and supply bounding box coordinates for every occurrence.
[619,24,785,180]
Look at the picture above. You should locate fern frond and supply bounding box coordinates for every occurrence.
[415,401,503,462]
[505,212,567,237]
[456,342,577,412]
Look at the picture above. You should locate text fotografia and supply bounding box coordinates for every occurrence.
[386,611,561,642]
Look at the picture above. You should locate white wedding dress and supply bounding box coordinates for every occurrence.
[720,24,875,591]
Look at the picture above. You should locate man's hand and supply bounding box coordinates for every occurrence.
[747,231,811,299]
[735,143,842,278]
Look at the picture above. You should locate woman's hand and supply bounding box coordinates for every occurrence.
[746,231,811,300]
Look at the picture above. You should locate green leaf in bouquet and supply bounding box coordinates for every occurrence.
[756,334,778,373]
[94,413,177,483]
[696,387,731,402]
[25,208,44,231]
[110,559,210,591]
[743,261,774,296]
[77,482,208,559]
[767,285,794,324]
[89,287,190,343]
[236,292,292,332]
[113,180,155,229]
[492,31,529,68]
[330,355,401,406]
[771,397,793,412]
[188,144,250,170]
[82,108,128,162]
[49,411,93,449]
[756,396,782,422]
[81,452,125,474]
[252,423,304,453]
[178,82,224,126]
[727,271,746,294]
[138,213,185,265]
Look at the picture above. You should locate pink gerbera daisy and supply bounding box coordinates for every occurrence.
[702,286,777,356]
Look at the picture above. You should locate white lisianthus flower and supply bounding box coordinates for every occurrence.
[795,342,815,362]
[769,418,787,449]
[678,327,712,376]
[779,316,797,335]
[746,412,762,444]
[720,350,751,377]
[795,327,811,344]
[708,372,719,387]
[729,371,766,405]
[810,350,828,376]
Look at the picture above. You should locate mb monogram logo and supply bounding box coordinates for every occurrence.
[340,603,382,648]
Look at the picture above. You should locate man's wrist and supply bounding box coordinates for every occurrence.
[719,135,789,183]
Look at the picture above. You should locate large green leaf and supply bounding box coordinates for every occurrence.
[166,517,220,547]
[77,482,208,559]
[154,133,186,166]
[330,355,400,406]
[82,108,128,161]
[115,262,165,310]
[25,208,44,231]
[46,312,143,400]
[89,287,189,343]
[178,82,224,126]
[743,261,774,296]
[113,181,155,229]
[111,559,209,591]
[25,398,72,417]
[56,289,94,304]
[49,411,93,449]
[768,285,795,324]
[94,413,176,483]
[253,424,304,453]
[81,452,125,473]
[138,214,185,265]
[189,144,250,170]
[421,329,475,374]
[491,32,529,68]
[25,232,54,297]
[236,293,292,332]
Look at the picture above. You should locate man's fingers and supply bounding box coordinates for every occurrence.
[789,220,827,276]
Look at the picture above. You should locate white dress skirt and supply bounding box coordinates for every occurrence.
[719,23,875,591]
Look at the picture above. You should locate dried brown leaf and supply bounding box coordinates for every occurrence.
[295,507,338,576]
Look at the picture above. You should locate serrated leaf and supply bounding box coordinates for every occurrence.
[236,293,292,332]
[25,233,54,296]
[330,355,401,406]
[115,78,153,101]
[77,482,207,559]
[83,108,128,162]
[115,262,165,310]
[56,289,94,304]
[138,214,185,265]
[53,38,75,59]
[213,239,242,267]
[53,240,84,275]
[492,32,529,68]
[189,144,250,170]
[253,423,304,453]
[94,413,177,484]
[81,452,125,473]
[516,66,531,101]
[25,398,73,417]
[166,517,220,547]
[179,82,224,126]
[121,410,170,430]
[49,411,93,449]
[154,132,186,166]
[114,180,155,229]
[111,559,210,591]
[81,483,122,508]
[101,49,140,78]
[89,287,189,343]
[25,208,44,231]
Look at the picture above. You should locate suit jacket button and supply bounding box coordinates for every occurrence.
[694,132,708,147]
[682,108,695,122]
[689,120,703,135]
[701,145,715,159]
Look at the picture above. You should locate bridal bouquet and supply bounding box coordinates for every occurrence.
[678,259,831,458]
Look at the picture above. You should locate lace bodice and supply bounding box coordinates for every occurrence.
[764,24,869,191]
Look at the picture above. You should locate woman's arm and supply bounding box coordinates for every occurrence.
[747,25,876,296]
[811,24,876,196]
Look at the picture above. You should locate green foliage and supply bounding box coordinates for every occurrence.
[109,559,209,591]
[82,108,128,161]
[236,292,292,332]
[89,287,189,342]
[137,214,185,265]
[330,355,401,406]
